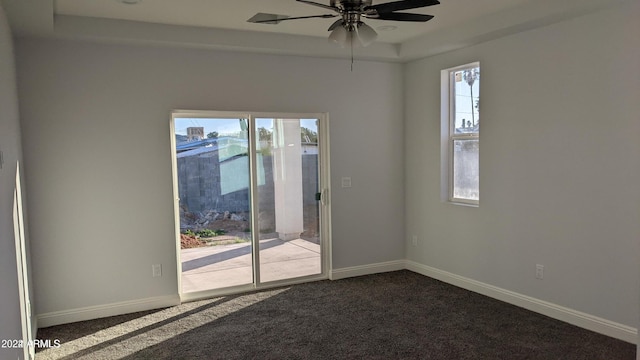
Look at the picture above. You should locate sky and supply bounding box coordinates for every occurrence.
[454,68,480,131]
[175,118,318,137]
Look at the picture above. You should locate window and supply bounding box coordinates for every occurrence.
[442,63,480,205]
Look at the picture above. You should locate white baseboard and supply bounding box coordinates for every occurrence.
[405,260,638,344]
[37,295,181,328]
[331,260,405,280]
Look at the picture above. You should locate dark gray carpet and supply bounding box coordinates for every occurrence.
[36,271,635,359]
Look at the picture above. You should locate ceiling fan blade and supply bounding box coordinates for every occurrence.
[253,14,337,24]
[367,13,434,22]
[364,0,440,14]
[296,0,340,12]
[327,19,343,31]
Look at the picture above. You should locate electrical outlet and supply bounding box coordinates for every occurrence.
[535,264,544,280]
[152,264,162,277]
[341,177,352,188]
[411,235,418,247]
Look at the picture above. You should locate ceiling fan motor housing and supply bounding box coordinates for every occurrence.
[343,12,362,30]
[331,0,373,8]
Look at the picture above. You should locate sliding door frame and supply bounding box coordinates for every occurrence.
[170,110,332,302]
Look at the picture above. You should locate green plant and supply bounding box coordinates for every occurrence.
[196,229,217,238]
[192,229,227,238]
[182,229,195,236]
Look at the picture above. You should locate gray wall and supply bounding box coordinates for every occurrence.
[404,0,639,329]
[0,4,27,359]
[16,39,404,316]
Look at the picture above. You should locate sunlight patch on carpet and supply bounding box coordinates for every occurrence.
[36,288,289,359]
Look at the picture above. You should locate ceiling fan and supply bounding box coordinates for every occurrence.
[251,0,440,47]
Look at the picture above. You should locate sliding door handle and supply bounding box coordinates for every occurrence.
[315,190,328,205]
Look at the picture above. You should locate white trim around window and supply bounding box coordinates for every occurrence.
[441,62,480,206]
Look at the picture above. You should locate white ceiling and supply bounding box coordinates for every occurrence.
[1,0,628,62]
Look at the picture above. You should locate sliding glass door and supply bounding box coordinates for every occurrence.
[254,118,322,283]
[174,117,254,292]
[172,111,329,297]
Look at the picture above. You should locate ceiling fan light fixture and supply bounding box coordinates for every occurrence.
[346,30,361,48]
[328,25,348,47]
[356,22,378,47]
[329,27,363,48]
[329,22,377,48]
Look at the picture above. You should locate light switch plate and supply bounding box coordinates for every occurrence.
[152,264,162,277]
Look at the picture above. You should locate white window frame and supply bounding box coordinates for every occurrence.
[441,62,480,206]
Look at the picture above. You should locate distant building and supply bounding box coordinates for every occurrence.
[187,127,204,141]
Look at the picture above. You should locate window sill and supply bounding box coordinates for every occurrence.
[448,200,479,208]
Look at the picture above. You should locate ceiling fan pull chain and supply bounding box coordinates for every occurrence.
[351,40,354,72]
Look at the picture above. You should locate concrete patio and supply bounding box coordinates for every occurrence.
[181,238,321,293]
